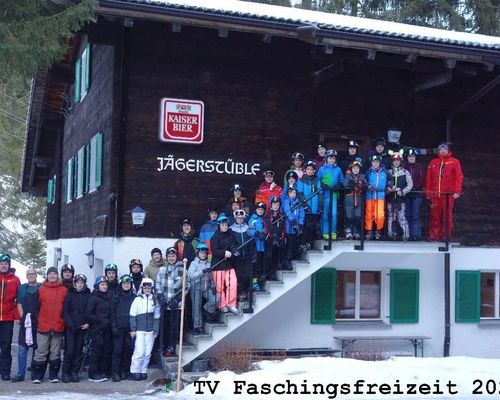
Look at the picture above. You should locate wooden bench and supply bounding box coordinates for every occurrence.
[333,336,431,358]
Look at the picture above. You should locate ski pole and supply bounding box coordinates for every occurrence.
[176,258,188,392]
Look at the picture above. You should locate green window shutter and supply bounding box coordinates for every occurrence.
[95,132,103,188]
[311,268,336,324]
[85,43,91,91]
[72,156,78,199]
[85,143,91,193]
[390,269,419,323]
[455,270,480,323]
[74,58,81,103]
[47,179,54,204]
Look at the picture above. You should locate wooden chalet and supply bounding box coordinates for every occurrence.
[21,0,500,364]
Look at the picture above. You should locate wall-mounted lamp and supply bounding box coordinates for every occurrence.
[130,206,147,229]
[85,249,94,269]
[54,247,62,261]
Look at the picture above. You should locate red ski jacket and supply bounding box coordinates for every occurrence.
[0,270,21,321]
[425,151,463,198]
[255,182,282,208]
[37,281,68,333]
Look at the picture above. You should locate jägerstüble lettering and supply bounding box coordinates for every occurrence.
[157,155,260,176]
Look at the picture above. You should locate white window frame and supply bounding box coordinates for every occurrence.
[89,135,97,193]
[76,147,85,198]
[336,269,386,321]
[66,158,73,203]
[480,270,500,319]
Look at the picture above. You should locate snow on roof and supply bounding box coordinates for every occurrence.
[122,0,500,49]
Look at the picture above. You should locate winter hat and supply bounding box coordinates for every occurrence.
[46,266,58,275]
[374,137,386,147]
[180,218,193,227]
[347,140,359,149]
[305,160,316,169]
[317,144,326,150]
[151,248,162,257]
[217,214,229,224]
[438,142,450,150]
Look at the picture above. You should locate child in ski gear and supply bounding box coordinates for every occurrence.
[129,278,160,381]
[155,248,184,356]
[199,207,219,259]
[31,266,67,384]
[297,160,321,248]
[281,170,299,203]
[317,149,344,240]
[425,142,463,241]
[343,160,368,239]
[188,243,219,334]
[283,152,305,183]
[61,273,90,383]
[365,155,388,240]
[405,148,425,239]
[314,144,326,169]
[60,264,75,290]
[0,253,20,382]
[248,202,267,290]
[110,274,136,382]
[231,209,253,299]
[283,185,305,269]
[174,218,200,265]
[227,198,242,226]
[105,263,119,295]
[263,196,286,278]
[129,260,144,295]
[210,214,240,314]
[86,276,112,382]
[12,268,39,382]
[340,140,364,174]
[386,151,413,240]
[225,184,252,217]
[255,170,282,209]
[367,137,391,170]
[144,248,165,283]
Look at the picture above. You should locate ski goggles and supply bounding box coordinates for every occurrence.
[234,210,246,218]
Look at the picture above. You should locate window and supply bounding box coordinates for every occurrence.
[65,158,74,203]
[336,270,381,320]
[47,175,56,205]
[74,43,92,103]
[481,272,497,318]
[89,132,103,192]
[76,146,86,198]
[311,268,419,324]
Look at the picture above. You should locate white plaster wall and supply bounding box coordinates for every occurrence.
[46,237,177,284]
[222,251,445,357]
[450,246,500,358]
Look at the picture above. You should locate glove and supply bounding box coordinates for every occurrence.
[321,183,329,190]
[224,250,232,258]
[157,293,168,308]
[272,240,280,248]
[233,251,240,257]
[202,268,211,273]
[332,184,340,191]
[257,232,266,241]
[168,298,179,309]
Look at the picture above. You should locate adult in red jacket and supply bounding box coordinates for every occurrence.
[31,267,68,384]
[0,253,21,381]
[255,170,282,208]
[425,142,463,241]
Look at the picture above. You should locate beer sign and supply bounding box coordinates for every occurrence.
[159,98,204,144]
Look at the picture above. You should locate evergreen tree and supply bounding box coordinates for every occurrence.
[0,0,96,78]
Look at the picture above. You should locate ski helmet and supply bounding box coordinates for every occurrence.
[105,263,118,272]
[255,202,266,211]
[0,253,11,266]
[305,160,316,170]
[196,243,209,253]
[61,264,75,275]
[141,277,154,288]
[166,247,177,255]
[94,275,108,287]
[73,274,87,285]
[324,149,337,160]
[291,152,304,161]
[119,274,133,283]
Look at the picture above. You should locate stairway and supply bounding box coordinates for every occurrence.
[163,240,354,373]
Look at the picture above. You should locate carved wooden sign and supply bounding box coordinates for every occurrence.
[159,98,204,144]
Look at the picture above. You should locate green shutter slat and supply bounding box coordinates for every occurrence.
[95,132,103,188]
[85,143,90,193]
[47,179,54,204]
[390,269,419,323]
[64,163,69,203]
[85,43,91,91]
[73,156,78,199]
[74,58,81,103]
[311,268,336,324]
[455,270,480,323]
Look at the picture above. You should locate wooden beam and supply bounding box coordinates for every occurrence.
[172,22,182,33]
[366,49,376,60]
[122,17,134,27]
[413,70,452,92]
[314,60,344,85]
[323,45,334,55]
[481,63,495,72]
[296,24,318,44]
[262,33,272,43]
[444,59,456,69]
[404,53,417,63]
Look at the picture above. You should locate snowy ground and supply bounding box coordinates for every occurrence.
[2,356,500,399]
